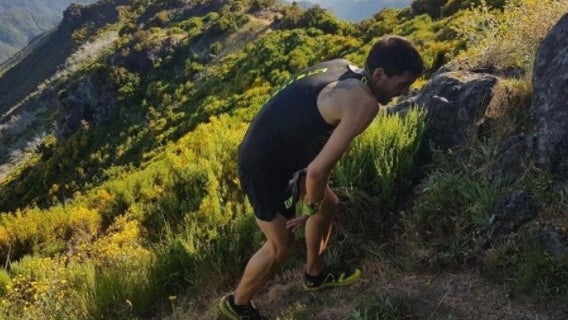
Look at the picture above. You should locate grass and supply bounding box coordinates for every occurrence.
[351,295,416,320]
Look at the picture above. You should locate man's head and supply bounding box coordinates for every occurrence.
[365,35,423,104]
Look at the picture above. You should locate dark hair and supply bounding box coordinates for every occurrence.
[365,35,423,77]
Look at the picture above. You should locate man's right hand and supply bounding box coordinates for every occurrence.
[285,214,309,232]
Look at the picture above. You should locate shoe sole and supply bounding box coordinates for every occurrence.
[303,268,362,292]
[218,296,240,320]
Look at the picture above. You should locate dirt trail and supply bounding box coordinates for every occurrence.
[174,259,566,320]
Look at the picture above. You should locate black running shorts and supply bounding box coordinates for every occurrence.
[238,162,296,221]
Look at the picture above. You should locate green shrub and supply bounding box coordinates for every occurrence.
[0,269,10,296]
[80,261,157,319]
[402,138,501,270]
[151,211,260,294]
[0,256,86,320]
[454,0,568,73]
[513,241,568,298]
[334,108,427,206]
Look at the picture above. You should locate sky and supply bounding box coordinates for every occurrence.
[284,0,414,21]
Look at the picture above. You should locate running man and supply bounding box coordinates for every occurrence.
[219,35,424,320]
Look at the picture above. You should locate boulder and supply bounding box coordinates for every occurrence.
[536,225,568,259]
[58,75,117,138]
[485,191,538,247]
[531,13,568,179]
[390,71,499,151]
[490,134,533,182]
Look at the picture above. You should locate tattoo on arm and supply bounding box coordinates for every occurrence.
[335,79,360,90]
[324,79,361,100]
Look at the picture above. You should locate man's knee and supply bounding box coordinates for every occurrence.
[322,191,340,217]
[270,239,295,264]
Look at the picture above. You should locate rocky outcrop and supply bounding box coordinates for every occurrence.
[531,13,568,179]
[490,134,533,182]
[58,75,117,138]
[387,14,568,262]
[111,37,179,75]
[535,225,568,259]
[485,191,538,248]
[60,0,130,32]
[0,0,128,115]
[390,71,499,151]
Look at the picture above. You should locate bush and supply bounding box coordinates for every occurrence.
[401,138,502,270]
[454,0,568,73]
[0,256,86,320]
[334,108,427,206]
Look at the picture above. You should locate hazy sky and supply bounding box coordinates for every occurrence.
[290,0,413,6]
[287,0,414,21]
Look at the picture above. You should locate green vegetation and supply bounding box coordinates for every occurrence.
[0,0,567,318]
[335,108,427,205]
[453,0,568,73]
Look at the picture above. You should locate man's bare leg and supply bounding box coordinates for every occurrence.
[304,187,339,276]
[233,214,295,305]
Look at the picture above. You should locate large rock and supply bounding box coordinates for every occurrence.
[58,75,117,138]
[535,225,568,259]
[390,71,499,151]
[485,191,538,248]
[531,13,568,179]
[490,134,533,182]
[111,37,179,75]
[60,0,130,32]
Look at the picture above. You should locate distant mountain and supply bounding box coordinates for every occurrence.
[285,0,413,21]
[0,0,96,64]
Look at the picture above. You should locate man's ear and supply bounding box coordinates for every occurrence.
[372,68,385,82]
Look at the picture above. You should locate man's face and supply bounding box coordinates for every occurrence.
[371,69,417,105]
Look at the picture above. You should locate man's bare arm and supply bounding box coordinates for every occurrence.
[305,85,378,205]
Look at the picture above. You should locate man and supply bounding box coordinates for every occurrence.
[219,35,423,320]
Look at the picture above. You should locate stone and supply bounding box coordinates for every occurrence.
[531,13,568,179]
[390,71,498,151]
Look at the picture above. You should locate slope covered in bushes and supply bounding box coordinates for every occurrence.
[0,0,566,319]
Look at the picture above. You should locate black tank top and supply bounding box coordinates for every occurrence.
[238,59,365,179]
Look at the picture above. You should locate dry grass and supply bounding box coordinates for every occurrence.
[175,256,566,320]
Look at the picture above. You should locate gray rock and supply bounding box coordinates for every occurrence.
[58,74,117,137]
[486,191,538,247]
[537,225,568,259]
[490,134,534,182]
[531,13,568,179]
[391,71,498,151]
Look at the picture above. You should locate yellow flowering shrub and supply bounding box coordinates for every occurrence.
[89,215,152,267]
[0,256,86,320]
[0,204,104,262]
[0,208,66,259]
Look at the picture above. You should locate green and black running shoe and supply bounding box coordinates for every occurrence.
[218,293,268,320]
[303,266,362,291]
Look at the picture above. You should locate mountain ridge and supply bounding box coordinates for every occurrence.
[0,0,97,63]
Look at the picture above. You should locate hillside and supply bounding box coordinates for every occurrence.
[0,0,97,64]
[0,0,566,319]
